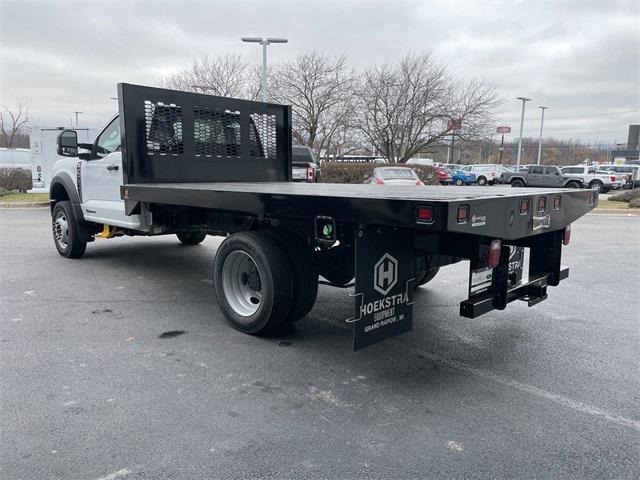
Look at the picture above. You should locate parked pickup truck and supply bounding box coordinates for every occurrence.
[291,145,320,182]
[560,165,621,192]
[503,165,583,189]
[49,84,596,351]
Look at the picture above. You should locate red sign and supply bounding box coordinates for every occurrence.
[496,126,511,134]
[447,119,462,131]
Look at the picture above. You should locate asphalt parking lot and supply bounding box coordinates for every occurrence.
[1,208,639,480]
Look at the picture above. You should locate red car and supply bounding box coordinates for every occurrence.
[437,167,452,185]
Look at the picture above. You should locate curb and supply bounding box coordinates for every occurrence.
[589,209,640,215]
[0,202,49,208]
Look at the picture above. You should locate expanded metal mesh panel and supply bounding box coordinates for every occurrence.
[144,101,184,156]
[193,106,242,157]
[120,83,291,183]
[250,113,277,159]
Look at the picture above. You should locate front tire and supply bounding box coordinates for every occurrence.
[589,181,603,192]
[177,230,207,245]
[455,179,463,186]
[213,232,293,335]
[477,176,487,186]
[52,201,87,258]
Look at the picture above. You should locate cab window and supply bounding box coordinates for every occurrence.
[95,118,121,158]
[530,166,543,174]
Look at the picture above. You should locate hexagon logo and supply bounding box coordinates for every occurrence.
[374,253,398,295]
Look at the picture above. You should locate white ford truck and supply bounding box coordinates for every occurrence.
[48,84,596,351]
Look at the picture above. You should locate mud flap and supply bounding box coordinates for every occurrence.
[348,227,415,351]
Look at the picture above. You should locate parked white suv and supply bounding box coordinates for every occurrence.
[560,165,621,192]
[460,164,500,186]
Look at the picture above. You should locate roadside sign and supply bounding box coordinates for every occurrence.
[496,126,511,134]
[448,119,462,131]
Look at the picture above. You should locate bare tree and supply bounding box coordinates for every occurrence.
[357,52,500,163]
[271,52,357,158]
[162,53,247,98]
[0,104,29,148]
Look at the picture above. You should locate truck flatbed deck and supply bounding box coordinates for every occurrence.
[124,182,595,240]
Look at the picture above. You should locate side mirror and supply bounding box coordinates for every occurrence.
[57,130,78,157]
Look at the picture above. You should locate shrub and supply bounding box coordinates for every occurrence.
[0,168,33,192]
[629,197,640,209]
[320,162,439,185]
[609,189,640,203]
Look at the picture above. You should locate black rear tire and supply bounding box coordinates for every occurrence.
[414,267,440,288]
[213,232,293,335]
[52,201,87,258]
[511,179,525,188]
[264,230,318,325]
[177,231,207,245]
[567,181,581,189]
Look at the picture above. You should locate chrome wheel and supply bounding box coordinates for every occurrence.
[52,211,69,250]
[221,251,262,318]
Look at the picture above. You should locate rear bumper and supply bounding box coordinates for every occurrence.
[460,267,568,318]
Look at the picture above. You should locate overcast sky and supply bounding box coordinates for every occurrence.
[1,0,638,143]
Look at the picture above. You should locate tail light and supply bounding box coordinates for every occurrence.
[563,224,571,245]
[416,206,434,224]
[520,198,530,215]
[416,179,424,186]
[553,196,561,210]
[488,239,501,268]
[537,196,546,212]
[457,205,469,223]
[306,167,315,182]
[610,175,616,182]
[375,178,385,185]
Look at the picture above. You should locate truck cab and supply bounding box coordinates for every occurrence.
[50,115,147,237]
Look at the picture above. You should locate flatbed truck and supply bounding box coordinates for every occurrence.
[50,84,597,350]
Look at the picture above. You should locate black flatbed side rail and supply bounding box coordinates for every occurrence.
[121,182,596,240]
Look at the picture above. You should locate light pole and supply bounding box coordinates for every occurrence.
[241,37,288,103]
[536,106,548,165]
[516,97,531,166]
[73,111,82,127]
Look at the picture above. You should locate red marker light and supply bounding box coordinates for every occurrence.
[488,239,502,268]
[416,206,434,223]
[375,178,385,185]
[457,205,469,223]
[563,224,571,245]
[538,196,546,212]
[415,179,424,186]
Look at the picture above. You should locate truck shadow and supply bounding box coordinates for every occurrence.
[78,235,530,379]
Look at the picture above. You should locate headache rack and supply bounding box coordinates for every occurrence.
[117,83,292,184]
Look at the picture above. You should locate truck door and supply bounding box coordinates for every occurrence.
[528,166,544,186]
[81,117,142,229]
[544,166,563,187]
